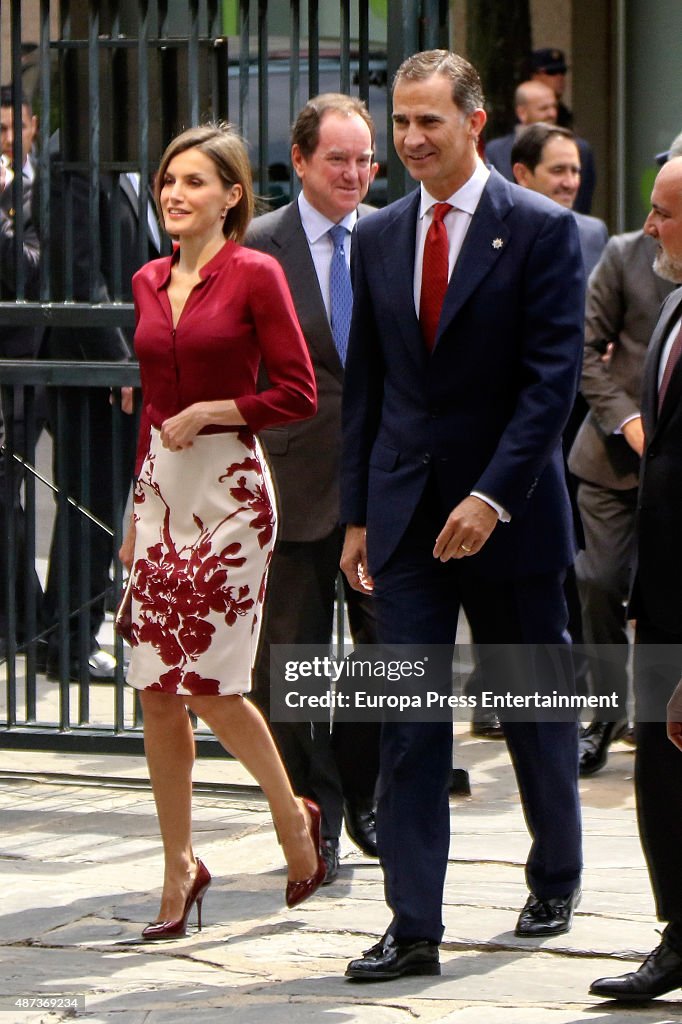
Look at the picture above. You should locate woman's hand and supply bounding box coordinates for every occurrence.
[119,518,136,571]
[160,403,208,451]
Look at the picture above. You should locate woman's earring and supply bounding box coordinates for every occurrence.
[220,208,227,218]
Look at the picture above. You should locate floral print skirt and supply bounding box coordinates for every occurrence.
[125,427,276,696]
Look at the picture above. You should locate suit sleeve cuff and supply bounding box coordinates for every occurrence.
[471,491,511,523]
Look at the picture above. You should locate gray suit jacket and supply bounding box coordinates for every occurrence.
[568,230,674,489]
[245,200,374,542]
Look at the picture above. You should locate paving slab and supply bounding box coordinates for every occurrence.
[0,733,676,1023]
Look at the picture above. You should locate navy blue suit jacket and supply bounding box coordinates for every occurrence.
[340,169,585,581]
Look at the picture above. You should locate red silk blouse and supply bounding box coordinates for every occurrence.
[132,240,317,474]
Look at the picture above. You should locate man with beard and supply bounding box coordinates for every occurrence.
[590,156,682,1001]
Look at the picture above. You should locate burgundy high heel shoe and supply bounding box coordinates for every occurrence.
[141,859,211,941]
[285,797,327,909]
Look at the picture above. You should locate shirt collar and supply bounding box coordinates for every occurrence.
[297,190,357,243]
[418,158,490,220]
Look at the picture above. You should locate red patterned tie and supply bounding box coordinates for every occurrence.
[420,202,453,351]
[658,321,682,412]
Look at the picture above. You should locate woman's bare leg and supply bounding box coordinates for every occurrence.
[188,693,318,881]
[140,690,199,921]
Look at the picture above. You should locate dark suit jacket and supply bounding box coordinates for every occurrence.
[341,169,585,580]
[569,231,674,490]
[573,211,608,279]
[485,131,596,215]
[245,200,374,543]
[630,287,682,634]
[41,166,164,361]
[0,156,41,358]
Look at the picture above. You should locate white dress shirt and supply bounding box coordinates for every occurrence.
[658,315,682,391]
[413,160,508,522]
[298,191,357,319]
[413,158,490,317]
[125,171,162,253]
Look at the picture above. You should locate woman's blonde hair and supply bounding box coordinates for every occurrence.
[155,123,254,242]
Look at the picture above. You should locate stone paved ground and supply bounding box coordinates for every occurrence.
[1,732,681,1024]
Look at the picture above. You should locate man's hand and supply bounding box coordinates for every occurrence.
[433,495,498,562]
[120,387,134,414]
[667,720,682,753]
[110,387,135,415]
[341,524,374,593]
[622,415,644,457]
[667,678,682,752]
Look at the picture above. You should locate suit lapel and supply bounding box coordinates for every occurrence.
[270,204,343,380]
[377,191,425,365]
[643,289,682,438]
[656,297,682,431]
[119,173,164,255]
[436,175,511,343]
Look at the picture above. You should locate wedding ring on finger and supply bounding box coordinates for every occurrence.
[460,543,472,553]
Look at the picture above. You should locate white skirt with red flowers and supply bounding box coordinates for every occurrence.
[125,426,276,697]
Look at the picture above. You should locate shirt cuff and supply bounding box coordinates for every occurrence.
[471,491,511,523]
[615,412,641,436]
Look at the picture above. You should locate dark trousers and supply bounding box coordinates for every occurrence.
[575,481,638,712]
[372,485,582,944]
[252,526,379,840]
[0,387,46,641]
[634,615,682,923]
[43,387,137,653]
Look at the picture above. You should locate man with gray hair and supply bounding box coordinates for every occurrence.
[247,94,381,884]
[568,134,682,777]
[590,155,682,1002]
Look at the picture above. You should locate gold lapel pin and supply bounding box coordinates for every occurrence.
[492,238,504,249]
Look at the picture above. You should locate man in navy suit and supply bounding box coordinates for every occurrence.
[340,50,585,981]
[510,123,608,279]
[485,79,596,215]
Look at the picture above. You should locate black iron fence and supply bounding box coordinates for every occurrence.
[0,360,148,750]
[0,0,448,750]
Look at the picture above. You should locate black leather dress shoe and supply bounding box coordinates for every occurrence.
[320,838,339,885]
[579,720,629,776]
[470,708,504,739]
[346,932,440,981]
[515,889,580,937]
[590,938,682,1001]
[449,768,471,796]
[343,799,378,858]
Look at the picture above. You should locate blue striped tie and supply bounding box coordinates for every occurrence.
[328,224,353,365]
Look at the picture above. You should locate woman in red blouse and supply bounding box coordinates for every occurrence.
[119,124,324,940]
